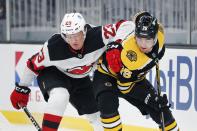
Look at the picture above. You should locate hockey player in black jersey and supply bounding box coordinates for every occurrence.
[10,12,134,131]
[93,11,180,131]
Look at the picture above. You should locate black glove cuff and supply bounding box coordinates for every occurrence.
[15,82,31,94]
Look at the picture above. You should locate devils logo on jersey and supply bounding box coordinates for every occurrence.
[66,63,94,75]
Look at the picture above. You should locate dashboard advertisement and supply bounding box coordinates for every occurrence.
[0,44,196,131]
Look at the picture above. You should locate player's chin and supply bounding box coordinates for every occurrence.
[140,48,147,53]
[140,48,152,53]
[71,45,82,50]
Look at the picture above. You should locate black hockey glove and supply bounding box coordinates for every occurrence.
[145,94,171,112]
[155,94,171,111]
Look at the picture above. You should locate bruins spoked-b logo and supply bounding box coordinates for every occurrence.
[126,50,137,62]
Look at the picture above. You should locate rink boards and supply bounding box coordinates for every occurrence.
[0,44,197,131]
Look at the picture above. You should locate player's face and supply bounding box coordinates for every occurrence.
[65,31,85,50]
[136,36,154,53]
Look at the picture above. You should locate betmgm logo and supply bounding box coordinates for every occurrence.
[147,56,197,111]
[15,51,38,87]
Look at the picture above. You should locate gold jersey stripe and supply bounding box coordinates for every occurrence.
[98,65,117,78]
[117,76,145,87]
[101,115,120,123]
[164,121,177,131]
[117,81,133,86]
[120,83,135,94]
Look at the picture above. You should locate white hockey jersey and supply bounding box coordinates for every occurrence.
[20,20,135,86]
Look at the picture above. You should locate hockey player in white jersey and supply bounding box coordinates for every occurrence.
[10,12,134,131]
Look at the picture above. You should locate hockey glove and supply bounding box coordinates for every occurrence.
[157,94,171,109]
[153,94,170,112]
[10,83,31,109]
[106,42,123,73]
[146,94,170,112]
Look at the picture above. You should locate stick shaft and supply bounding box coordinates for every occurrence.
[155,61,165,131]
[22,106,41,131]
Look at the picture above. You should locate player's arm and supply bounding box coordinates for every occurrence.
[19,42,49,86]
[102,20,135,45]
[27,42,50,75]
[10,42,49,109]
[103,20,135,73]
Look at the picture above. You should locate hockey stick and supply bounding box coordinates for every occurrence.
[20,105,41,131]
[155,59,165,131]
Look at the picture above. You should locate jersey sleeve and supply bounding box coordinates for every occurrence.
[113,20,135,42]
[27,41,50,75]
[18,42,50,86]
[101,20,135,45]
[18,66,36,86]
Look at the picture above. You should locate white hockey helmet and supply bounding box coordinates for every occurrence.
[60,12,86,41]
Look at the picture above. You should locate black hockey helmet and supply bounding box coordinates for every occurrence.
[134,11,159,39]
